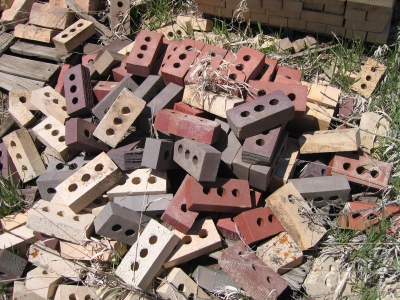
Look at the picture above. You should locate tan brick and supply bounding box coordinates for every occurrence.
[325,24,346,36]
[288,18,307,30]
[265,182,326,250]
[0,212,27,231]
[351,58,386,98]
[344,19,387,33]
[366,26,390,44]
[31,86,69,124]
[263,0,282,10]
[197,4,215,14]
[307,83,340,108]
[26,267,63,299]
[366,10,392,24]
[8,89,36,127]
[54,285,97,300]
[0,225,37,254]
[251,12,269,23]
[14,24,60,43]
[303,3,323,11]
[269,15,288,27]
[345,28,367,40]
[13,281,44,300]
[53,19,96,52]
[282,0,303,12]
[215,6,233,18]
[59,240,127,261]
[301,10,344,26]
[1,0,36,29]
[359,112,389,153]
[49,0,67,7]
[324,4,345,15]
[270,9,301,19]
[29,2,74,30]
[344,8,367,21]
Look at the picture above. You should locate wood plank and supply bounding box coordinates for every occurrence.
[0,71,44,91]
[0,54,59,82]
[0,33,15,56]
[10,41,73,63]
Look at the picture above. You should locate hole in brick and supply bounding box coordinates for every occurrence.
[266,277,270,283]
[148,177,157,184]
[69,74,75,81]
[84,296,91,300]
[288,93,296,101]
[56,163,64,170]
[173,63,181,68]
[62,106,66,111]
[42,270,48,275]
[343,162,351,170]
[57,211,64,217]
[232,189,240,197]
[269,99,279,105]
[72,97,78,104]
[329,195,339,200]
[370,170,379,178]
[140,44,147,51]
[163,151,169,160]
[112,224,122,231]
[256,139,265,146]
[69,163,78,170]
[179,54,187,60]
[137,53,144,59]
[81,174,91,182]
[118,177,126,185]
[268,214,276,223]
[229,74,237,80]
[10,141,16,147]
[47,188,56,194]
[132,177,141,184]
[176,30,182,36]
[84,130,90,137]
[314,197,324,203]
[106,128,115,136]
[371,67,376,72]
[73,216,79,221]
[94,198,102,204]
[19,96,26,103]
[352,213,361,219]
[361,84,367,90]
[241,111,250,117]
[69,183,78,192]
[251,264,256,271]
[121,107,130,114]
[288,194,295,203]
[356,166,367,175]
[178,284,185,292]
[257,218,264,226]
[366,75,371,81]
[140,248,148,257]
[145,36,151,42]
[178,145,183,153]
[217,187,225,196]
[210,52,216,57]
[167,31,173,37]
[203,187,210,194]
[321,169,326,175]
[131,261,139,270]
[42,207,49,212]
[22,165,28,170]
[95,164,104,171]
[185,150,190,159]
[70,85,77,93]
[192,155,198,165]
[182,236,192,244]
[181,204,187,212]
[257,90,266,96]
[45,124,52,130]
[70,28,76,33]
[113,118,123,125]
[16,153,22,159]
[236,64,244,71]
[125,229,135,236]
[117,1,123,7]
[62,34,68,38]
[59,135,65,142]
[185,45,193,51]
[69,294,77,300]
[254,105,264,112]
[149,235,158,244]
[243,55,251,61]
[51,130,59,136]
[77,23,84,27]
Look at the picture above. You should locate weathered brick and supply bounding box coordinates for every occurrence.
[25,267,62,299]
[133,75,166,102]
[94,50,126,76]
[359,112,389,153]
[226,46,265,83]
[256,57,278,81]
[54,64,71,96]
[1,0,36,29]
[29,3,74,30]
[216,214,240,241]
[8,89,36,127]
[173,102,209,118]
[0,212,27,231]
[107,149,143,171]
[46,154,91,172]
[13,280,45,300]
[192,265,239,292]
[351,58,386,99]
[0,249,27,281]
[14,23,59,43]
[109,0,130,35]
[31,86,69,124]
[141,138,177,170]
[93,81,118,101]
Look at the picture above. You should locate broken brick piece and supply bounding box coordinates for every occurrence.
[216,214,240,241]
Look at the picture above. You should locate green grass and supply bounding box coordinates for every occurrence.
[0,174,24,219]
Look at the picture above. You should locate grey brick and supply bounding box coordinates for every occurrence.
[141,138,177,170]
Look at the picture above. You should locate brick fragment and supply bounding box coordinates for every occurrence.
[0,212,27,231]
[54,64,71,96]
[216,214,240,241]
[107,149,143,171]
[0,226,37,255]
[275,66,302,83]
[1,0,36,29]
[8,89,36,127]
[359,112,389,153]
[33,231,60,249]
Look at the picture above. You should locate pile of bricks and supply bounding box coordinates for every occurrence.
[195,0,395,44]
[0,1,396,299]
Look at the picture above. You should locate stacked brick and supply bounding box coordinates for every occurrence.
[195,0,394,44]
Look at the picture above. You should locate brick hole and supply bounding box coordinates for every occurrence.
[62,34,68,38]
[16,153,22,159]
[366,75,371,81]
[69,74,75,81]
[229,74,237,80]
[192,155,198,165]
[352,213,361,219]
[266,276,270,283]
[125,229,135,236]
[51,130,59,136]
[167,55,172,60]
[268,214,276,223]
[243,55,251,61]
[329,195,339,200]
[321,169,326,175]
[84,130,90,137]
[72,97,78,104]
[131,262,139,271]
[70,85,77,93]
[167,31,174,37]
[112,224,122,231]
[256,139,265,146]
[288,194,295,204]
[22,165,28,170]
[44,92,50,97]
[288,93,296,101]
[56,163,64,170]
[84,295,91,300]
[145,36,151,42]
[69,294,77,300]
[356,166,367,175]
[77,23,84,27]
[148,176,157,184]
[57,211,64,217]
[10,141,16,147]
[361,84,367,90]
[314,197,324,203]
[73,216,79,221]
[137,53,144,59]
[251,264,256,271]
[370,170,379,178]
[173,62,181,69]
[140,44,147,51]
[149,235,158,244]
[118,177,126,185]
[44,124,52,130]
[95,163,104,171]
[69,163,78,170]
[269,99,279,105]
[181,204,187,212]
[117,1,123,7]
[203,187,210,194]
[285,75,291,79]
[106,128,115,136]
[236,64,244,71]
[68,183,78,192]
[210,52,216,57]
[121,107,131,114]
[176,30,182,35]
[257,90,266,96]
[132,177,141,184]
[179,53,187,60]
[185,45,193,51]
[52,99,58,104]
[113,118,123,125]
[178,284,185,292]
[257,218,264,226]
[163,151,169,160]
[81,174,91,182]
[343,162,351,170]
[217,187,226,196]
[254,105,264,112]
[371,67,376,72]
[42,270,48,275]
[47,187,56,194]
[42,207,49,212]
[19,96,26,103]
[182,236,192,244]
[0,163,2,169]
[240,111,250,117]
[367,214,377,220]
[231,189,240,197]
[70,28,76,33]
[184,150,190,159]
[140,248,148,257]
[62,106,67,111]
[177,144,183,153]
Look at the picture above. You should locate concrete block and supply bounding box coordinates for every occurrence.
[29,3,74,30]
[154,109,221,144]
[299,128,360,154]
[26,199,95,244]
[173,138,221,182]
[1,0,35,29]
[192,265,239,292]
[107,168,167,200]
[54,152,123,213]
[164,218,222,269]
[37,170,75,201]
[14,23,59,43]
[25,267,62,299]
[0,212,27,231]
[94,50,126,76]
[0,249,26,281]
[54,285,97,300]
[359,112,389,153]
[351,58,386,99]
[186,176,252,213]
[133,75,165,103]
[13,280,45,300]
[31,86,69,124]
[141,138,177,170]
[226,90,295,139]
[115,193,172,218]
[8,89,36,127]
[94,202,151,245]
[265,182,327,250]
[116,219,180,289]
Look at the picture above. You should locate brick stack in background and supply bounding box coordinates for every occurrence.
[195,0,394,44]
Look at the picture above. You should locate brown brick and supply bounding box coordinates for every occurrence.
[269,15,288,27]
[301,10,344,26]
[288,18,307,30]
[306,21,326,33]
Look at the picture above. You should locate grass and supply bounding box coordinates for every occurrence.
[0,174,25,219]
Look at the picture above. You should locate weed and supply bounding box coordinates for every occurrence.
[138,0,183,32]
[0,174,24,219]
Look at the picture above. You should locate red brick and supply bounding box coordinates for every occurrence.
[219,241,288,300]
[234,207,284,245]
[156,40,181,76]
[250,189,263,207]
[216,214,240,241]
[112,57,133,82]
[257,58,278,81]
[154,109,221,144]
[327,152,392,190]
[337,98,354,129]
[126,30,163,77]
[275,66,302,83]
[173,102,209,118]
[82,53,97,66]
[93,81,118,101]
[161,38,205,86]
[186,176,252,213]
[247,80,307,117]
[161,175,199,233]
[54,64,71,96]
[227,46,265,83]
